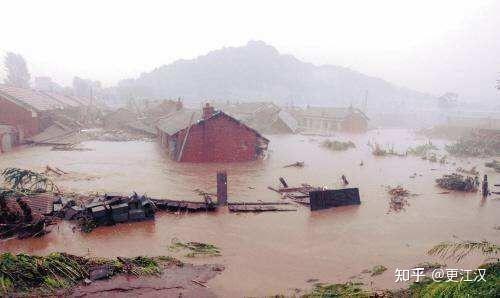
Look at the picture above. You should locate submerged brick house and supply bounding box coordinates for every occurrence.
[0,85,64,140]
[0,85,95,144]
[157,103,269,162]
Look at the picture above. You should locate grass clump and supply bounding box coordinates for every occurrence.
[370,143,406,157]
[0,252,87,295]
[118,256,161,276]
[0,252,178,296]
[169,240,221,257]
[321,140,356,151]
[409,262,500,298]
[370,265,387,276]
[445,131,500,157]
[407,142,438,156]
[435,173,478,192]
[303,282,369,297]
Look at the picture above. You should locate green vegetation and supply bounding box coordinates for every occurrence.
[435,173,477,192]
[427,240,500,263]
[445,132,500,157]
[294,240,499,298]
[1,167,59,193]
[409,262,499,298]
[302,282,369,298]
[321,140,356,151]
[485,160,500,172]
[407,142,438,156]
[370,143,406,157]
[370,265,387,276]
[0,252,181,296]
[169,241,221,257]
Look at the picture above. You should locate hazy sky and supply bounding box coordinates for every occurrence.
[0,0,499,101]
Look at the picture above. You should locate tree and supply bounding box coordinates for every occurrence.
[428,239,499,262]
[3,52,31,88]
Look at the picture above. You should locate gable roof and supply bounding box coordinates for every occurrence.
[40,91,82,108]
[0,84,64,111]
[157,108,269,142]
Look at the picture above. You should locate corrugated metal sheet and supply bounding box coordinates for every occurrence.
[0,84,64,111]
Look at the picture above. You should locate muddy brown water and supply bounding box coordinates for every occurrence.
[1,129,499,297]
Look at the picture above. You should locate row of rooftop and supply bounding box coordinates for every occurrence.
[0,84,372,161]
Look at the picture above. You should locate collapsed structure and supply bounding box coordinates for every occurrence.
[157,103,269,162]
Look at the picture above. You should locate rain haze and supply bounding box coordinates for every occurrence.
[1,0,499,102]
[0,1,499,297]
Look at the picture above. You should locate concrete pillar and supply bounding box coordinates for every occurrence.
[217,170,228,205]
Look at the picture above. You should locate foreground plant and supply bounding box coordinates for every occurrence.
[303,282,369,298]
[0,252,181,296]
[428,240,500,263]
[1,167,59,193]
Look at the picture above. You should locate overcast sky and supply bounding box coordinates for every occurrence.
[0,0,499,102]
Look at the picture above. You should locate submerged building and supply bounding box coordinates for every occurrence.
[157,103,269,162]
[0,84,98,145]
[289,106,369,134]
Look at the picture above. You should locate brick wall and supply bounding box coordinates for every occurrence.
[175,114,259,162]
[0,96,40,139]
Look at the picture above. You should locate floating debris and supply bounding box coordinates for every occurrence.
[320,140,355,151]
[386,186,410,213]
[283,161,305,168]
[435,173,478,192]
[485,160,500,172]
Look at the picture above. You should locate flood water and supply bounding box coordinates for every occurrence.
[1,129,499,297]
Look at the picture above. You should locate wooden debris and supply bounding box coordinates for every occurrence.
[228,202,297,212]
[151,198,216,212]
[283,161,305,168]
[387,186,410,213]
[192,280,208,288]
[456,166,479,176]
[268,178,322,206]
